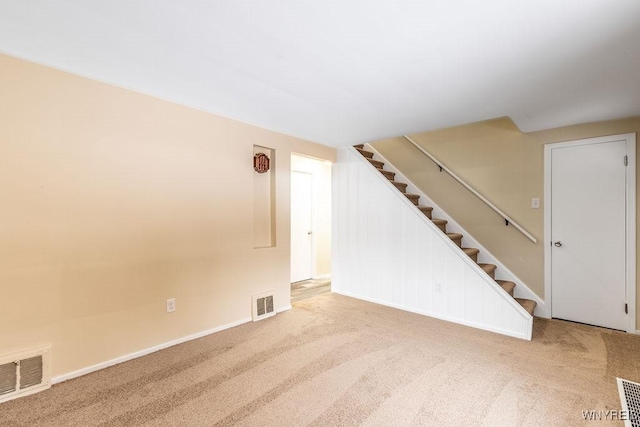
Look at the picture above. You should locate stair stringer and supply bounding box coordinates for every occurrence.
[332,147,533,340]
[364,143,548,318]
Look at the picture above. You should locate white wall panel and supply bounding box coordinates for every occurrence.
[333,147,533,340]
[464,274,484,325]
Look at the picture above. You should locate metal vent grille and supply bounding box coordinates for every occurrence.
[0,346,51,404]
[20,356,43,389]
[252,292,276,321]
[257,297,267,316]
[617,378,640,427]
[256,296,274,316]
[0,362,17,396]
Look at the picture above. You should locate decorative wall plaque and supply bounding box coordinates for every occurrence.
[254,152,270,173]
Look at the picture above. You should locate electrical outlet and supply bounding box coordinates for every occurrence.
[531,198,540,209]
[166,298,176,313]
[435,282,443,293]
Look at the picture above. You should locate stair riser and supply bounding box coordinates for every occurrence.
[516,298,537,316]
[367,159,385,169]
[479,264,497,279]
[450,237,462,247]
[393,182,408,193]
[380,170,395,180]
[406,195,419,205]
[357,149,374,159]
[435,222,446,233]
[419,208,433,219]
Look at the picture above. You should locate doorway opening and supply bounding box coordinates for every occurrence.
[290,154,332,303]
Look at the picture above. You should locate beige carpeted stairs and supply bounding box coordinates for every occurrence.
[354,145,537,316]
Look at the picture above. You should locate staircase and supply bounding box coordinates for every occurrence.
[354,144,537,316]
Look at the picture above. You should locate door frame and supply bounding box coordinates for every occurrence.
[544,133,636,333]
[291,169,315,281]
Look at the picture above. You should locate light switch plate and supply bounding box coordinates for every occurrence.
[531,198,540,209]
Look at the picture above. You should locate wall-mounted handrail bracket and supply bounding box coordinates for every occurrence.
[402,135,537,243]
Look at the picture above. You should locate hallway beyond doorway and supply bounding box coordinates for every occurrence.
[291,278,331,304]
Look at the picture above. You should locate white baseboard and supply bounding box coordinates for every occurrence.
[333,290,531,341]
[312,273,331,280]
[277,305,292,312]
[52,317,252,384]
[52,303,296,385]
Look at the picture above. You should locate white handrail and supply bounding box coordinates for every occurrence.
[403,135,537,243]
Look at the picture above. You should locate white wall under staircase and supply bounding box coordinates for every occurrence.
[332,147,533,340]
[366,143,547,318]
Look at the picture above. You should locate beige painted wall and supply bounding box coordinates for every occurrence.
[291,154,332,277]
[371,116,640,329]
[0,54,335,377]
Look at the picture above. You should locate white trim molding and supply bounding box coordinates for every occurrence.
[544,133,636,334]
[52,317,252,384]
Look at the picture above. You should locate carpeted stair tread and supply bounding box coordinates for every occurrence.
[405,194,420,205]
[379,169,396,180]
[515,298,537,316]
[447,233,463,247]
[353,144,364,149]
[418,206,433,218]
[356,148,374,158]
[392,181,408,192]
[462,247,480,262]
[478,263,497,278]
[367,158,385,169]
[431,218,447,232]
[496,280,516,297]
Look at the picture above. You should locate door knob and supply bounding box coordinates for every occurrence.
[307,231,312,235]
[554,241,562,247]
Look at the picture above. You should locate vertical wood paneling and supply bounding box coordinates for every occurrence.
[403,210,419,311]
[418,222,433,313]
[464,273,484,324]
[447,252,465,319]
[332,147,532,340]
[390,195,404,306]
[431,237,447,317]
[482,284,503,329]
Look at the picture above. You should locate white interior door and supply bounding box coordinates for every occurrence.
[291,171,313,283]
[550,138,627,330]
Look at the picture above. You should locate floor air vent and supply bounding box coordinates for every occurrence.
[252,291,276,321]
[617,378,640,427]
[0,346,51,404]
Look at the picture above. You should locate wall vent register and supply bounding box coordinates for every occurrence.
[618,377,640,427]
[252,291,276,321]
[0,346,51,404]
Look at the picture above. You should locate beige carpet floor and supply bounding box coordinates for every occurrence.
[1,293,639,426]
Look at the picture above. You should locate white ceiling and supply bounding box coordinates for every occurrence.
[1,1,639,147]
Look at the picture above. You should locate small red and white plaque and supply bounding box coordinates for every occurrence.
[253,152,270,173]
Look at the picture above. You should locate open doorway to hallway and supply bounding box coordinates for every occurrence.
[291,154,332,303]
